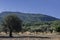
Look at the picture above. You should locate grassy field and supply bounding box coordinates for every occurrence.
[0,32,60,40]
[0,35,60,40]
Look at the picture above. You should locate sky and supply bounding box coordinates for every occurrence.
[0,0,60,18]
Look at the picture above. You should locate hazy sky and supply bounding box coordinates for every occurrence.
[0,0,60,18]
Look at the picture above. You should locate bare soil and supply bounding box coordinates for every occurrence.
[0,33,60,40]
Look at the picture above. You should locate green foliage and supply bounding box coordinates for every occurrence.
[0,12,59,33]
[55,26,60,32]
[2,14,22,37]
[51,20,60,32]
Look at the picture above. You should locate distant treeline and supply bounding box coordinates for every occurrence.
[22,20,60,33]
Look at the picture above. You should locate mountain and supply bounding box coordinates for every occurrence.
[0,11,59,23]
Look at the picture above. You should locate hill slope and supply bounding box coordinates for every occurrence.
[0,11,59,23]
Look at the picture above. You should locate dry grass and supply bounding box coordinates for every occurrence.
[0,32,59,40]
[0,37,59,40]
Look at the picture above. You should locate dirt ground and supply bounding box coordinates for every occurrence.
[0,33,60,40]
[0,36,60,40]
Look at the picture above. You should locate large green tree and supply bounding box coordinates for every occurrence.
[2,14,22,37]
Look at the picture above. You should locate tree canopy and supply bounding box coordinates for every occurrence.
[2,14,22,37]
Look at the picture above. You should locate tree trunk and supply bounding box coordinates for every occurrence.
[9,30,13,37]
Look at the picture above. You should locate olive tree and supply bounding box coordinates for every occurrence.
[2,14,22,37]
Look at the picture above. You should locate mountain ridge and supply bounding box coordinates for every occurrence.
[0,11,59,23]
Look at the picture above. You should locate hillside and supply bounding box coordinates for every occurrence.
[0,11,59,23]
